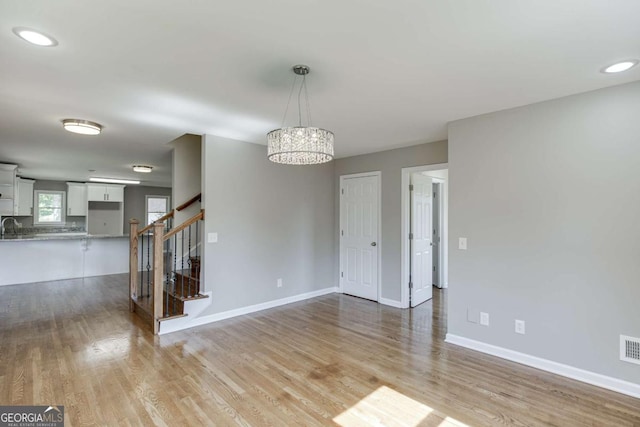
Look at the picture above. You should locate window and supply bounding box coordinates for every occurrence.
[146,195,170,225]
[34,190,66,225]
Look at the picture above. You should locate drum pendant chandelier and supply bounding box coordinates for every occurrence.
[267,65,334,165]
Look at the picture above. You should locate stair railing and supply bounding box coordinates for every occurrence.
[129,208,204,334]
[129,210,173,314]
[176,192,201,212]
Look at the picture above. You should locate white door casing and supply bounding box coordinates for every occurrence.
[340,173,380,301]
[410,173,433,307]
[432,182,441,287]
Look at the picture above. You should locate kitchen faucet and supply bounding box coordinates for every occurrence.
[1,217,19,237]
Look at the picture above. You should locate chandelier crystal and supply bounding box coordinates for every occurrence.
[267,126,334,165]
[267,65,334,165]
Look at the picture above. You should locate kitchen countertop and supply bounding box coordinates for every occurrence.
[0,233,129,242]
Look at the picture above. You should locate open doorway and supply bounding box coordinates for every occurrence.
[400,164,448,308]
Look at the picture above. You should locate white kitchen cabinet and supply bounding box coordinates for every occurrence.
[0,164,17,216]
[67,182,87,216]
[14,178,35,216]
[0,164,17,200]
[87,184,125,202]
[106,185,124,202]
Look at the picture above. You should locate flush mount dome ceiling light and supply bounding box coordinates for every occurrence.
[267,65,334,165]
[132,165,153,173]
[602,60,639,74]
[62,119,103,135]
[12,27,58,47]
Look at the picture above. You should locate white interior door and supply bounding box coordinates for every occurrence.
[410,173,433,307]
[341,174,379,301]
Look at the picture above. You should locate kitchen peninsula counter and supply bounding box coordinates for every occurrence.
[0,233,127,242]
[0,234,129,286]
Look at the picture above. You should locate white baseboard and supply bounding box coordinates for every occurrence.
[445,334,640,399]
[159,286,339,335]
[379,298,405,308]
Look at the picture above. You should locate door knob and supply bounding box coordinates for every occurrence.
[371,242,377,247]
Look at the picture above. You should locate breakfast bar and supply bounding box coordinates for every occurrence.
[0,233,128,286]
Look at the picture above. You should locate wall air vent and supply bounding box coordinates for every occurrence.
[620,335,640,365]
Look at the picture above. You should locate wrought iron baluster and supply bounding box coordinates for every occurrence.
[188,224,192,298]
[165,229,171,317]
[181,229,185,300]
[139,229,144,299]
[174,231,177,315]
[146,230,151,297]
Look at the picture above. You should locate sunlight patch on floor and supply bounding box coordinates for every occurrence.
[83,334,130,363]
[333,385,469,427]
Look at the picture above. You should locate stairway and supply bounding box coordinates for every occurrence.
[173,257,201,298]
[132,257,207,322]
[129,208,206,334]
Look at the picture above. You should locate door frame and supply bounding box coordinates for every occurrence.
[431,179,445,288]
[401,163,448,309]
[339,171,382,302]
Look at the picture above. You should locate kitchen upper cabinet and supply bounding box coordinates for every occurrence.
[0,164,17,216]
[67,182,87,216]
[14,178,35,216]
[0,164,16,200]
[87,184,125,202]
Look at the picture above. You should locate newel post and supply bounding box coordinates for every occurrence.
[129,219,139,312]
[152,221,165,334]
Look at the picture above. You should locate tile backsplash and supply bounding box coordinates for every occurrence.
[0,220,86,236]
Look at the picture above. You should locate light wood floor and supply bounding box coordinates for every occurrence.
[1,275,638,426]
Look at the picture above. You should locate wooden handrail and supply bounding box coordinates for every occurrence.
[176,193,201,212]
[163,209,204,241]
[137,210,175,235]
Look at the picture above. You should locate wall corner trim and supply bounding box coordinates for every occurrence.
[445,334,640,399]
[159,286,339,335]
[379,298,405,308]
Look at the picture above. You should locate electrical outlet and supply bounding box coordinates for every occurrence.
[515,319,526,335]
[277,278,283,288]
[458,237,467,250]
[480,312,489,326]
[208,232,218,243]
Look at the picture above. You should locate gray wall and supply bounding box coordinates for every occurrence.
[334,141,448,301]
[123,185,172,233]
[448,81,640,384]
[171,134,202,224]
[200,135,334,315]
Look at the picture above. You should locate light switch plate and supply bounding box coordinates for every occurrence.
[208,232,218,243]
[459,237,467,250]
[480,312,489,326]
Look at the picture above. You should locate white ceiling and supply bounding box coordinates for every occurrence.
[1,0,639,187]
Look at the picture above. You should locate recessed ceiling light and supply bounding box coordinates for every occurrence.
[12,27,58,47]
[602,60,639,74]
[132,165,153,173]
[90,177,140,185]
[62,119,103,135]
